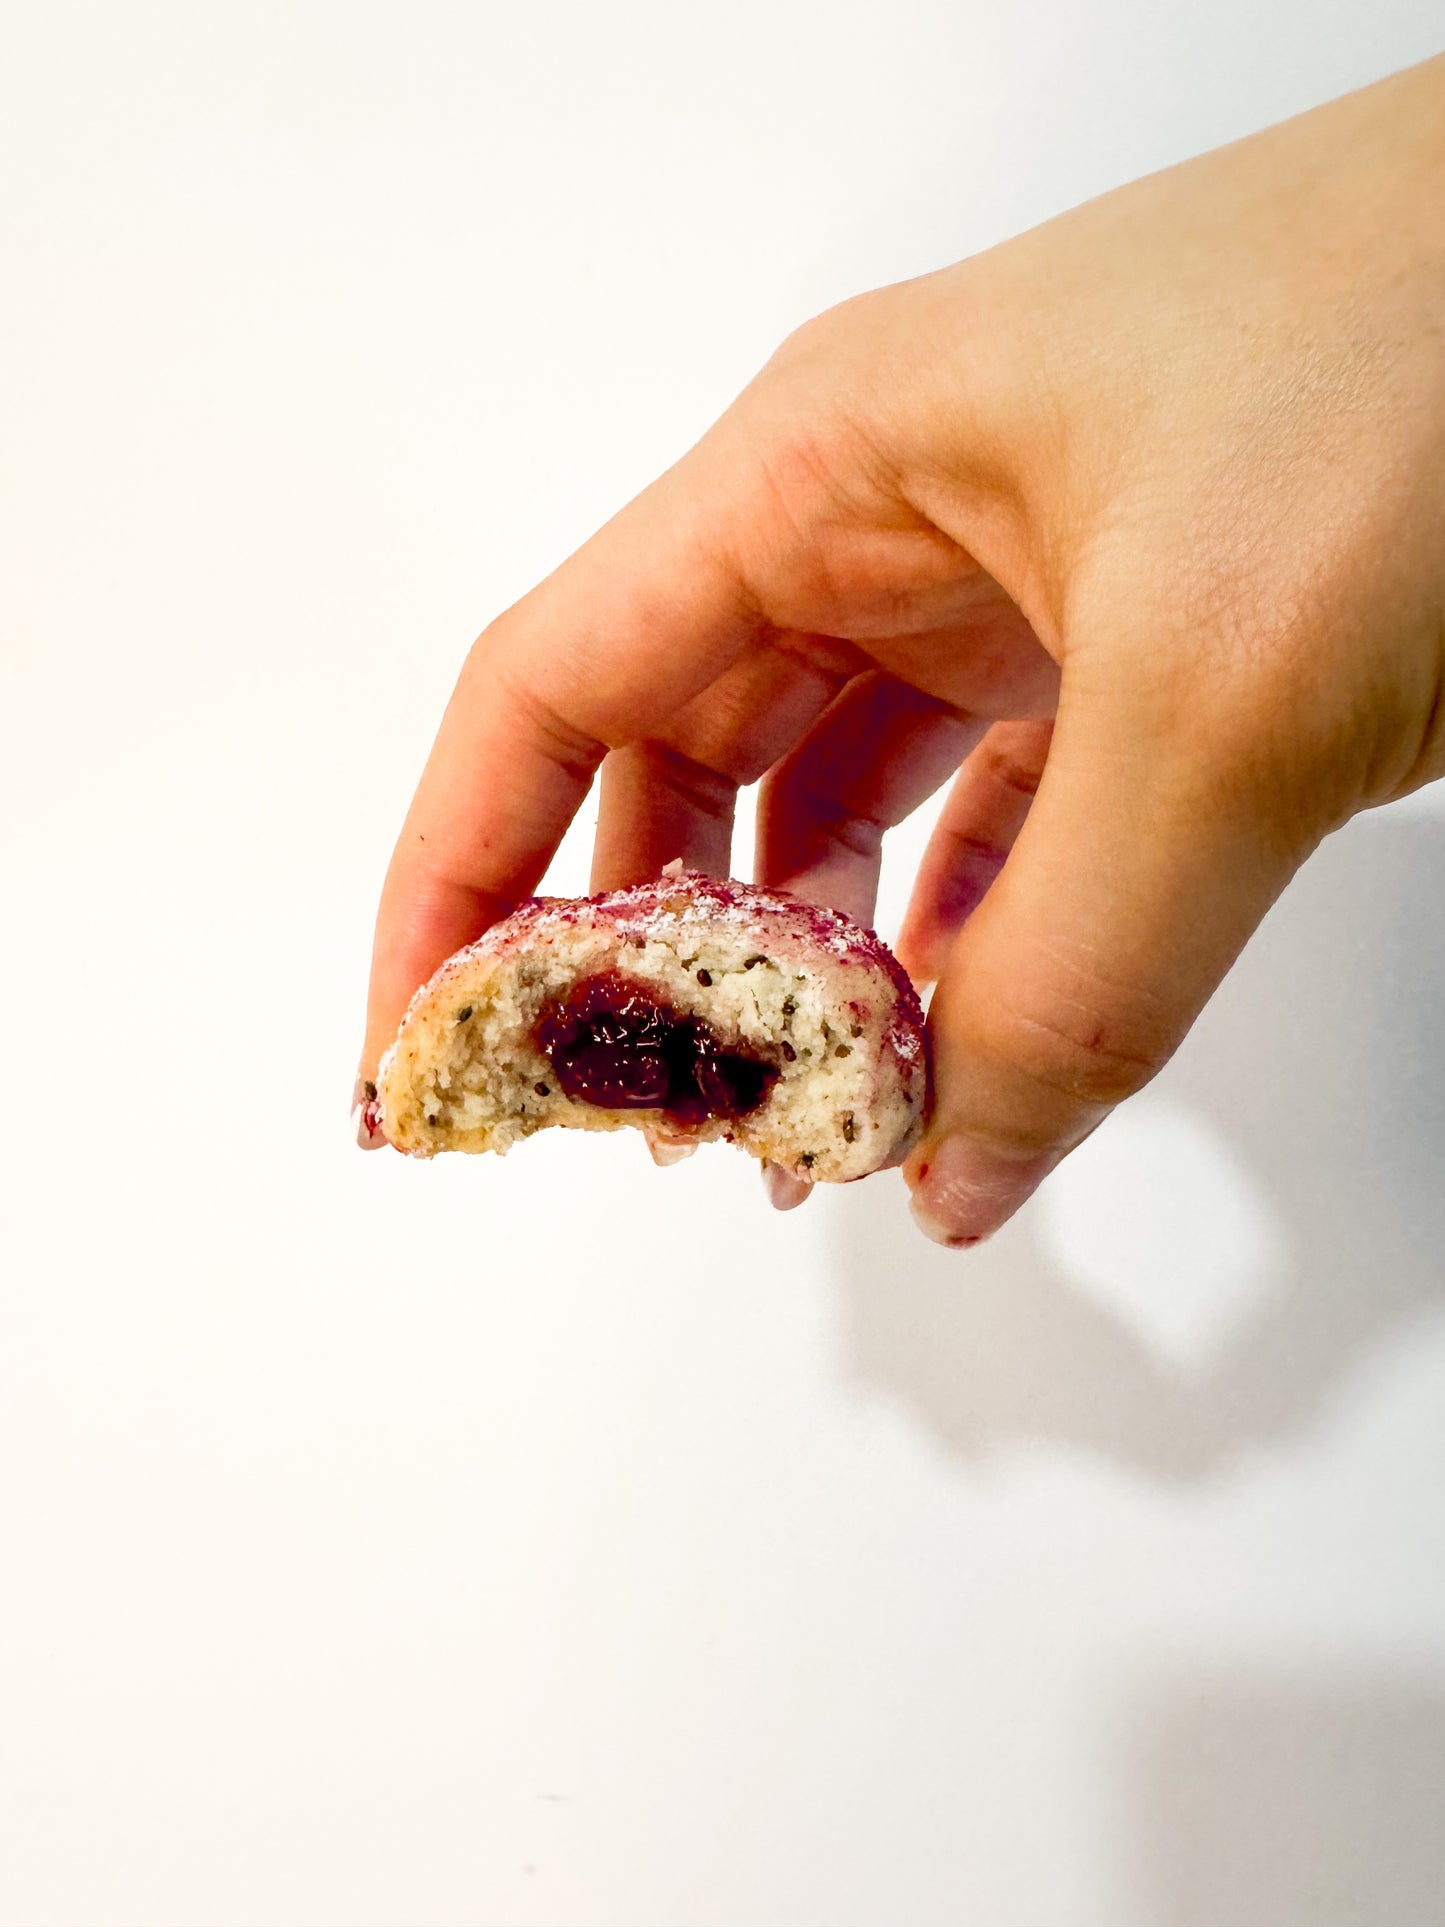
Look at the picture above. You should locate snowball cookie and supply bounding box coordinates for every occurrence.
[369,863,928,1183]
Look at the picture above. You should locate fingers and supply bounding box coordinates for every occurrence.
[362,668,604,1081]
[361,468,758,1077]
[761,1163,813,1210]
[592,742,738,890]
[905,684,1310,1248]
[752,691,1042,1216]
[589,638,858,891]
[894,718,1055,984]
[756,671,986,927]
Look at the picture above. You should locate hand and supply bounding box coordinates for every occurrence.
[360,56,1445,1246]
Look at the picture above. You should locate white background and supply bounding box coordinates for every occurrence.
[4,2,1444,1922]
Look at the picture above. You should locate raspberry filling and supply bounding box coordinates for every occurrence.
[535,971,778,1123]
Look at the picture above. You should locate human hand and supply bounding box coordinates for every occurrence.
[360,55,1445,1246]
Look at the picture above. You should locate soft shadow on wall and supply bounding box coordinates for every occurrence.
[1126,1670,1445,1927]
[821,805,1445,1479]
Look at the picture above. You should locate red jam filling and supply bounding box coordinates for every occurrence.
[535,971,778,1124]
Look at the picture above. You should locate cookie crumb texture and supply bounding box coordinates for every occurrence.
[376,867,927,1182]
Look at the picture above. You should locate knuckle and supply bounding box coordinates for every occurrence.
[977,732,1048,803]
[742,296,904,482]
[639,743,737,823]
[984,991,1171,1112]
[493,670,605,787]
[766,287,892,370]
[938,827,1009,869]
[763,774,884,863]
[822,812,885,863]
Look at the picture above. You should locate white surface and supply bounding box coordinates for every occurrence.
[4,3,1445,1923]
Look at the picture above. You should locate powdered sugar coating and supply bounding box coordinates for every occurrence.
[381,867,923,1077]
[376,864,928,1179]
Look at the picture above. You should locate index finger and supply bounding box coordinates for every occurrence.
[359,464,759,1079]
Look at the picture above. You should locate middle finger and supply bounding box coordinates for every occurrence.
[590,634,863,889]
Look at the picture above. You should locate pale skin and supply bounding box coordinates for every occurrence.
[360,56,1445,1247]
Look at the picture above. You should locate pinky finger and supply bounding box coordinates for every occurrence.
[895,719,1055,985]
[762,1162,813,1211]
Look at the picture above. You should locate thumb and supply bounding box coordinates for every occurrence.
[905,680,1311,1248]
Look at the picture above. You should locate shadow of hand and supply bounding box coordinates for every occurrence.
[823,807,1445,1481]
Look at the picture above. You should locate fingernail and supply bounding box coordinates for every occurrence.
[762,1161,813,1212]
[908,1135,1055,1248]
[352,1076,387,1150]
[647,1136,698,1167]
